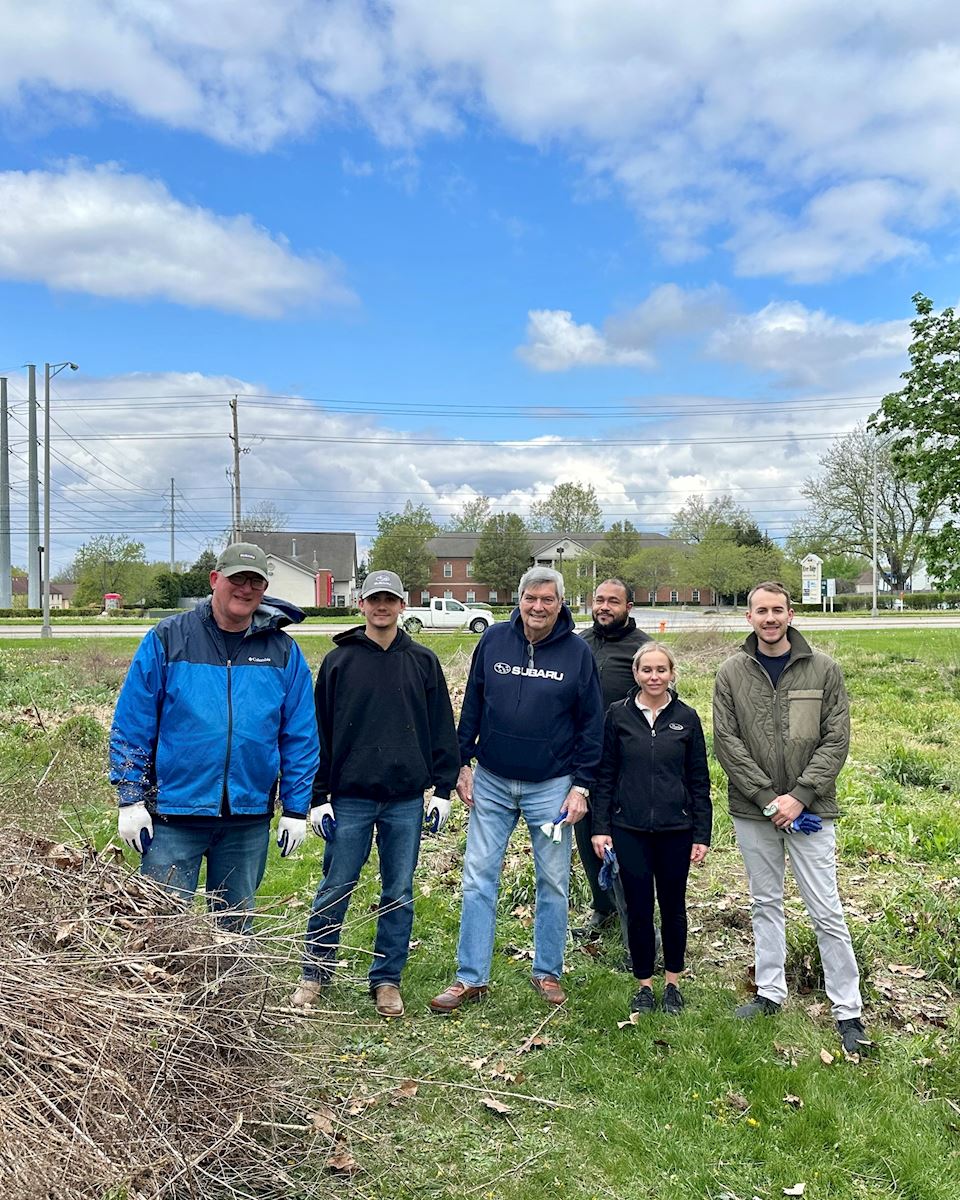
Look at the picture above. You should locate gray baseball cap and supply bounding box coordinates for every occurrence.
[215,542,270,581]
[360,570,405,600]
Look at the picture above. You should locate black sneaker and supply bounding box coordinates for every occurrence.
[630,985,657,1015]
[572,910,616,941]
[837,1017,870,1056]
[662,983,685,1015]
[734,994,781,1019]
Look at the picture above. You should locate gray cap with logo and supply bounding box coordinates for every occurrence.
[215,542,270,581]
[360,570,405,600]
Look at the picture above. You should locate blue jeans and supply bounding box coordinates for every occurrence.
[302,796,423,989]
[456,765,573,986]
[141,817,271,933]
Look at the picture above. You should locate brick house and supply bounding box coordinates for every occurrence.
[423,532,713,607]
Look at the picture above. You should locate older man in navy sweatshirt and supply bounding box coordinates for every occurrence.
[430,566,604,1012]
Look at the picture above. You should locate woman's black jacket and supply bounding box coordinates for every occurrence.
[592,689,712,845]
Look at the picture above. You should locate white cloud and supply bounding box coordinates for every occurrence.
[707,301,910,389]
[517,309,654,372]
[0,163,355,316]
[518,285,730,372]
[4,367,864,576]
[6,2,958,279]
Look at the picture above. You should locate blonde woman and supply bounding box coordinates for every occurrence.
[592,643,711,1015]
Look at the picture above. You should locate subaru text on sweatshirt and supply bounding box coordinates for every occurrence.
[458,605,604,786]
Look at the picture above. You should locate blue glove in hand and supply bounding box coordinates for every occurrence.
[276,815,307,858]
[310,802,336,841]
[789,811,823,835]
[118,801,153,854]
[424,794,452,834]
[598,846,619,891]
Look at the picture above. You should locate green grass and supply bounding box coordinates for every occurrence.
[3,629,960,1197]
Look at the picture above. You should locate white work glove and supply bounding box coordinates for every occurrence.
[424,793,453,834]
[276,815,307,858]
[118,802,154,854]
[310,801,337,841]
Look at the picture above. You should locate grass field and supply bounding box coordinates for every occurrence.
[2,629,959,1199]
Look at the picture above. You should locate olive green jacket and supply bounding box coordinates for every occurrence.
[712,628,850,821]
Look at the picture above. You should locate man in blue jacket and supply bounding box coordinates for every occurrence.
[430,566,604,1012]
[110,542,319,932]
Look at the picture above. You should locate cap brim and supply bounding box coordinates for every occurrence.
[219,564,269,581]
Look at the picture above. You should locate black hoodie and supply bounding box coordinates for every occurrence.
[312,625,459,802]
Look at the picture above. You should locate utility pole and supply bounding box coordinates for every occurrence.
[169,477,175,571]
[26,364,39,609]
[41,361,78,638]
[0,378,9,609]
[229,394,242,540]
[871,439,879,618]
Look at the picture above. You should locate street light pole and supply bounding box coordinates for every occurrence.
[41,361,78,639]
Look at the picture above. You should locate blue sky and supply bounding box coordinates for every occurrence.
[1,1,958,570]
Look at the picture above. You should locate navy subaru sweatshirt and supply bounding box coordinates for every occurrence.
[457,606,604,786]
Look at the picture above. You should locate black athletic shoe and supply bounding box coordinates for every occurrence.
[734,994,781,1019]
[662,983,685,1015]
[837,1017,870,1056]
[630,985,657,1015]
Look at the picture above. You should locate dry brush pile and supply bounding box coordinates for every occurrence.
[0,828,350,1200]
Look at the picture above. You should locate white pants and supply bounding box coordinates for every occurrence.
[733,817,862,1020]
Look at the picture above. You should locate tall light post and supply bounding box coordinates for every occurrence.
[871,438,879,618]
[41,361,78,639]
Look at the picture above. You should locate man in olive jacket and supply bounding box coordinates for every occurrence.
[713,581,868,1056]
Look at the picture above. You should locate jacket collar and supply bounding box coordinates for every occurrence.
[198,594,305,635]
[590,615,638,642]
[742,625,813,662]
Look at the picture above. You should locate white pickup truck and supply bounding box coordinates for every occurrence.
[403,597,495,634]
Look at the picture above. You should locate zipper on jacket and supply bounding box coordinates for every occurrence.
[749,654,798,796]
[220,657,234,816]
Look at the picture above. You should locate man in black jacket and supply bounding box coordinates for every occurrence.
[577,579,651,940]
[291,570,459,1018]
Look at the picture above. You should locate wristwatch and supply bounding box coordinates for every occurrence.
[572,785,590,798]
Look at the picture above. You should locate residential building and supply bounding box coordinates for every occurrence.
[240,531,358,608]
[424,532,711,606]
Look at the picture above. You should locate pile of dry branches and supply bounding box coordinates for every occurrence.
[0,829,319,1200]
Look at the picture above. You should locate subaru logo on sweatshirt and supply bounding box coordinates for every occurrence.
[669,722,684,730]
[494,661,564,681]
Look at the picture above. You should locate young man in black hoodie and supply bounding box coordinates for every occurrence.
[291,570,459,1018]
[430,566,604,1012]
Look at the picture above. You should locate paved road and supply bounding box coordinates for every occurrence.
[2,613,959,639]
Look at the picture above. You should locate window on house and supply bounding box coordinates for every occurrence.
[466,561,473,578]
[670,590,679,603]
[466,590,476,603]
[692,589,700,603]
[443,562,453,578]
[489,590,498,603]
[336,595,345,608]
[420,591,430,605]
[444,589,453,599]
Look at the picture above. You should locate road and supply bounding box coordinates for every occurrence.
[2,611,959,639]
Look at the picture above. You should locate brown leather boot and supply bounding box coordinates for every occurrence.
[373,984,405,1017]
[428,980,488,1014]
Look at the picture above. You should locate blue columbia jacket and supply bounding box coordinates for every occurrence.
[458,605,604,786]
[109,597,319,818]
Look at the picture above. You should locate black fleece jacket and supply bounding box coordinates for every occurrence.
[579,616,652,708]
[592,690,712,844]
[312,625,459,803]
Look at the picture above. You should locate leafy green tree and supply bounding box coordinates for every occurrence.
[368,501,439,594]
[179,549,218,599]
[670,494,753,544]
[528,482,604,533]
[595,521,642,580]
[624,545,681,604]
[681,533,752,605]
[793,424,937,591]
[71,536,148,606]
[153,570,184,608]
[473,513,531,598]
[872,293,960,587]
[447,495,492,532]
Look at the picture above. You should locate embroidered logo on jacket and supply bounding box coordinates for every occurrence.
[669,722,684,730]
[494,661,564,681]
